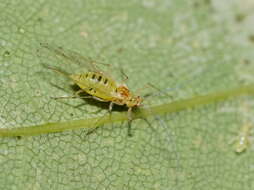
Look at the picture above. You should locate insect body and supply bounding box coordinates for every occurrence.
[235,123,252,153]
[71,71,142,115]
[40,43,142,126]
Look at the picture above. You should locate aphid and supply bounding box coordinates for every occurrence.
[40,43,142,129]
[235,122,252,153]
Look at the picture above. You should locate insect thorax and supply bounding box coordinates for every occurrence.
[116,85,142,107]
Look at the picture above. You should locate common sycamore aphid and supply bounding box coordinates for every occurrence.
[40,43,142,130]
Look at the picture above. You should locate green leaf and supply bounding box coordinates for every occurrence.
[1,0,254,189]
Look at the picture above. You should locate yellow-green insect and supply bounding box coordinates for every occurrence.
[235,122,252,153]
[40,43,142,125]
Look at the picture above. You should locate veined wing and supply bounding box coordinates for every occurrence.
[39,42,109,73]
[39,43,128,86]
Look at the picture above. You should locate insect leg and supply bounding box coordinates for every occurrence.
[92,96,108,102]
[86,102,113,136]
[108,102,114,128]
[51,89,92,99]
[127,107,133,137]
[109,102,114,113]
[51,95,93,100]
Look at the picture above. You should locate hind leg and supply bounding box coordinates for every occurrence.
[127,107,133,137]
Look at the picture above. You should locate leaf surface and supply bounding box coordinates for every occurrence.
[0,0,254,189]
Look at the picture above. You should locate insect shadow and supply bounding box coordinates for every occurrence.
[49,82,127,112]
[69,83,128,113]
[48,81,133,135]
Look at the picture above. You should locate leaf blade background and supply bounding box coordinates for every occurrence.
[0,0,254,189]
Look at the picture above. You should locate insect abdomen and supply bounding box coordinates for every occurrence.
[70,71,117,100]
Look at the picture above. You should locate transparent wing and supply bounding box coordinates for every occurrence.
[39,42,109,73]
